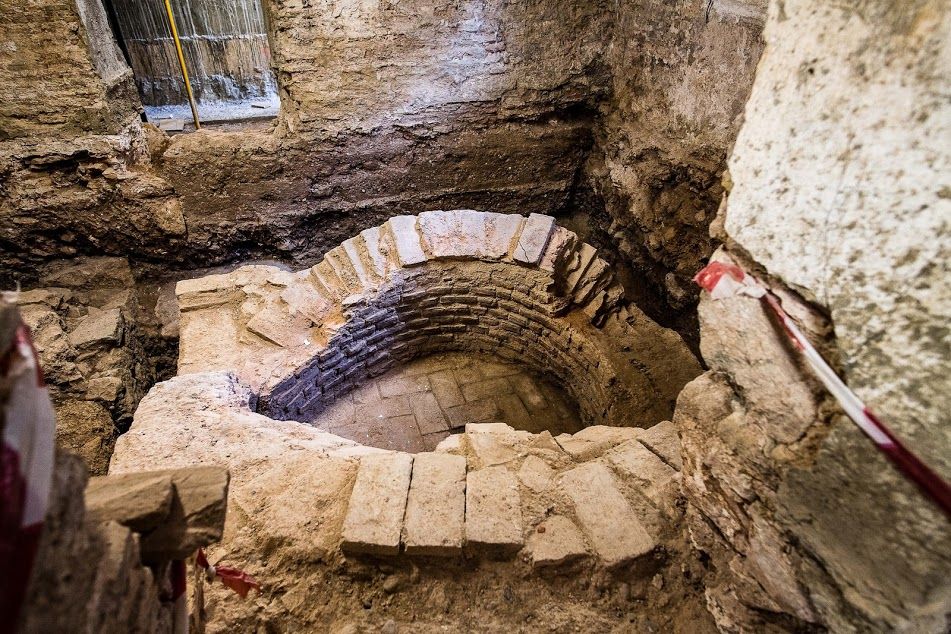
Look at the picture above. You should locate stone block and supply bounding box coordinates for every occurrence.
[360,226,391,278]
[386,215,427,266]
[465,466,523,557]
[525,516,589,570]
[246,305,306,348]
[605,440,679,509]
[463,423,523,468]
[342,237,376,286]
[554,426,640,461]
[139,466,230,562]
[434,433,464,454]
[341,452,413,556]
[85,472,174,533]
[636,420,682,470]
[280,282,333,325]
[559,462,656,567]
[68,308,122,348]
[513,213,556,265]
[517,455,555,492]
[403,452,466,556]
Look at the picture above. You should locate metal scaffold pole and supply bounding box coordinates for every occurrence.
[163,0,201,130]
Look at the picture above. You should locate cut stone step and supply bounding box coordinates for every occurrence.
[559,461,656,567]
[465,466,523,557]
[386,215,427,266]
[525,515,589,570]
[341,452,413,556]
[513,213,555,265]
[403,452,466,556]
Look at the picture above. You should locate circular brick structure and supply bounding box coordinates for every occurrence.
[174,210,700,432]
[113,211,705,578]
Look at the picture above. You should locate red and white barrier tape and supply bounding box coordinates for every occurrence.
[0,320,56,629]
[694,261,951,518]
[196,548,260,599]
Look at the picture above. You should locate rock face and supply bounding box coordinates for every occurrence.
[676,2,951,632]
[15,257,153,474]
[582,0,767,314]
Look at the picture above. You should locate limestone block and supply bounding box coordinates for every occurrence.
[554,426,640,461]
[139,466,230,562]
[310,260,348,299]
[85,472,174,533]
[539,226,578,273]
[463,423,530,468]
[605,440,679,511]
[465,466,523,556]
[513,213,556,265]
[433,433,464,454]
[559,462,656,567]
[524,515,589,570]
[403,452,466,556]
[417,209,483,258]
[418,210,522,260]
[483,213,525,258]
[517,455,555,492]
[280,282,333,325]
[246,305,307,348]
[359,226,391,278]
[342,236,377,286]
[341,452,413,556]
[636,420,682,470]
[68,307,122,348]
[326,246,366,293]
[386,215,427,266]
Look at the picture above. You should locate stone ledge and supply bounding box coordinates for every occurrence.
[86,466,230,562]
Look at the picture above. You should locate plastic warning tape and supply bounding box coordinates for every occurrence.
[695,261,951,518]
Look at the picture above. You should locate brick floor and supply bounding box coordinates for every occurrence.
[310,352,583,452]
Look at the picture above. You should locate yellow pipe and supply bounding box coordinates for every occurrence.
[163,0,200,129]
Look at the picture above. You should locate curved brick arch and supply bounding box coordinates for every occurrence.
[116,211,705,571]
[174,210,700,429]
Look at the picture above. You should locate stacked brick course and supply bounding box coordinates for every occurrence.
[174,211,700,430]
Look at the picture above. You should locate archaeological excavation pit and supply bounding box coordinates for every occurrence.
[175,211,700,453]
[7,0,948,631]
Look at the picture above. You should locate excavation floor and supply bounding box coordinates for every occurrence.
[309,352,583,452]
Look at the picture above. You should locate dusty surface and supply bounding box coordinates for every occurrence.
[314,352,582,453]
[675,2,951,632]
[111,372,716,633]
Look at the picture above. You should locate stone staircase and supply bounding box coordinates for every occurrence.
[339,421,682,571]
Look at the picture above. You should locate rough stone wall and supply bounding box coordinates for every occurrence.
[583,0,766,315]
[0,0,139,140]
[677,1,951,631]
[16,257,154,474]
[0,0,613,281]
